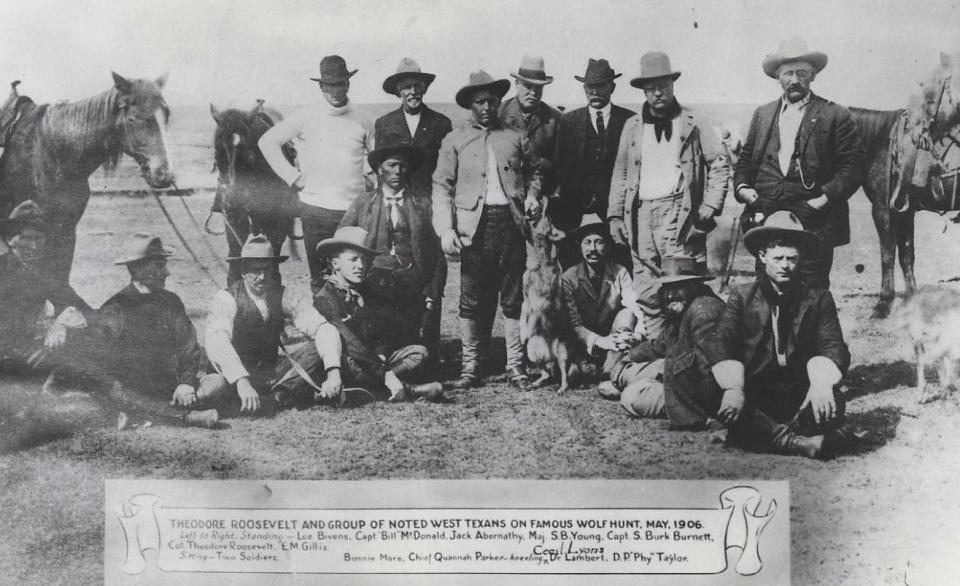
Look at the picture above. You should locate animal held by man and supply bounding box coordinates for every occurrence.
[519,207,578,394]
[898,284,960,405]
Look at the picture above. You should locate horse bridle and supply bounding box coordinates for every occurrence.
[116,100,170,172]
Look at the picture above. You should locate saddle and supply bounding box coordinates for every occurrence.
[0,81,35,149]
[889,95,960,213]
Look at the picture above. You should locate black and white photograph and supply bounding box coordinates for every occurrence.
[0,0,958,583]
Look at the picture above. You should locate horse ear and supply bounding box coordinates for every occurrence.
[155,72,169,90]
[112,72,133,94]
[210,103,223,124]
[252,98,265,114]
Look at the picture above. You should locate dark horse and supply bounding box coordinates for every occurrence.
[0,73,175,284]
[851,53,960,318]
[209,101,299,284]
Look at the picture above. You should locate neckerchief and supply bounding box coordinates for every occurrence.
[641,99,682,143]
[327,273,363,308]
[758,276,803,366]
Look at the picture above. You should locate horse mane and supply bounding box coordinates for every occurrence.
[41,88,122,172]
[849,107,904,151]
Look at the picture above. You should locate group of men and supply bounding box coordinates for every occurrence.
[1,37,866,458]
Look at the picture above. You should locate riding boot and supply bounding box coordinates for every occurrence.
[455,318,482,390]
[734,408,824,459]
[771,424,824,459]
[503,318,531,391]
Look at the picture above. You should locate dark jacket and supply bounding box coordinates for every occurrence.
[339,185,446,302]
[626,294,725,429]
[96,284,203,396]
[374,105,453,196]
[705,279,851,386]
[553,104,635,230]
[734,93,866,246]
[499,96,562,195]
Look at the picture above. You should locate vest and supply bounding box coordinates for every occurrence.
[755,110,809,205]
[228,280,284,373]
[581,124,610,206]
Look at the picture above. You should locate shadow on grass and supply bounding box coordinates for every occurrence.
[845,405,902,455]
[844,360,915,398]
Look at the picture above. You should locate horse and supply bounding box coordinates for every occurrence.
[852,52,960,318]
[209,101,299,284]
[0,73,175,284]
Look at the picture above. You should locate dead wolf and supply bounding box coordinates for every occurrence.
[899,284,960,404]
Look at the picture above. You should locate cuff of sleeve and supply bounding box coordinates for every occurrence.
[807,356,842,386]
[219,362,250,385]
[585,332,600,355]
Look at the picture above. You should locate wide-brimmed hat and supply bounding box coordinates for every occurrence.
[455,70,511,109]
[743,211,821,257]
[113,233,174,265]
[382,57,436,96]
[367,145,423,173]
[568,215,610,243]
[310,55,358,84]
[658,255,714,285]
[509,55,554,85]
[574,58,622,85]
[762,37,828,79]
[630,52,682,88]
[316,226,381,257]
[1,200,46,235]
[226,234,288,264]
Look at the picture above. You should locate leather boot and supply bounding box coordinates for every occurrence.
[771,424,824,459]
[407,382,445,402]
[455,318,482,389]
[503,318,531,391]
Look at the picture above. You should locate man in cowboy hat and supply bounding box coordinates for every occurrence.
[553,58,636,270]
[313,227,444,402]
[0,200,92,374]
[499,55,562,197]
[46,233,218,428]
[204,234,345,414]
[706,212,856,459]
[607,51,730,341]
[433,70,543,391]
[260,54,375,293]
[560,219,640,382]
[734,37,865,289]
[374,58,453,197]
[339,145,446,362]
[608,255,725,426]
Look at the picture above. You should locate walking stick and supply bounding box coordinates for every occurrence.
[719,130,742,292]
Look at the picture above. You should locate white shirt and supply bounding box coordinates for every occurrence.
[637,121,683,200]
[589,103,612,134]
[258,100,375,210]
[403,111,421,138]
[484,143,510,205]
[204,287,342,383]
[777,94,810,175]
[382,185,405,231]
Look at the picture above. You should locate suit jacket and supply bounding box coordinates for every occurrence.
[339,185,446,302]
[499,97,562,195]
[432,119,540,242]
[560,260,638,351]
[374,105,452,196]
[553,104,635,231]
[705,279,850,386]
[734,93,866,246]
[607,107,730,246]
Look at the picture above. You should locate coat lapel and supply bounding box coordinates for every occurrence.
[751,100,780,168]
[797,94,826,155]
[387,107,413,141]
[677,111,696,153]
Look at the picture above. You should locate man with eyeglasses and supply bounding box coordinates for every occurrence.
[734,38,865,289]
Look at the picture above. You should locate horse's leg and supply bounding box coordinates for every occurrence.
[224,206,249,286]
[894,209,918,296]
[869,186,897,318]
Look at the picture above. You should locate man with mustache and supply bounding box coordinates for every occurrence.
[734,38,865,289]
[606,256,724,424]
[374,58,453,197]
[607,52,730,341]
[313,227,444,403]
[553,58,635,269]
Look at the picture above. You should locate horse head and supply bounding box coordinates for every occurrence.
[918,52,960,140]
[210,102,274,187]
[112,72,175,188]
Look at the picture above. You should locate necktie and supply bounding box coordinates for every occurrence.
[595,110,606,137]
[384,195,402,229]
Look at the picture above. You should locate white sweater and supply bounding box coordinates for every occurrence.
[259,100,375,210]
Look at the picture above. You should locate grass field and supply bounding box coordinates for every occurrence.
[2,102,960,583]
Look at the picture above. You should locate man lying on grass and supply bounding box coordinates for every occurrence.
[313,226,444,403]
[204,234,344,415]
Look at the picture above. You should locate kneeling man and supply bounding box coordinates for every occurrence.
[204,235,344,413]
[314,227,444,402]
[707,211,856,458]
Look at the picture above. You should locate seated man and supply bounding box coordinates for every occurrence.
[204,234,344,413]
[560,220,639,382]
[338,145,446,362]
[0,200,91,375]
[313,226,443,402]
[706,211,856,459]
[611,256,725,427]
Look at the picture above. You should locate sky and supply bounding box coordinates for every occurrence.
[0,0,957,110]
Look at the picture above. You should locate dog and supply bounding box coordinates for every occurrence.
[519,202,578,394]
[898,284,960,405]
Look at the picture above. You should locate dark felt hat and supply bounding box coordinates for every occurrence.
[574,58,622,84]
[1,200,46,235]
[310,55,358,84]
[367,145,423,174]
[455,70,510,109]
[113,232,174,265]
[658,255,714,285]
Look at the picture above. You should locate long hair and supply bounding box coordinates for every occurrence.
[41,88,122,172]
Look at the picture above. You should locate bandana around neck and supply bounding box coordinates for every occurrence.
[641,100,682,142]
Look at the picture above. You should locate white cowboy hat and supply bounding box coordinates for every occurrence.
[762,38,828,79]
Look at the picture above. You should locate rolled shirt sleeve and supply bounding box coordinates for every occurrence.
[284,293,343,370]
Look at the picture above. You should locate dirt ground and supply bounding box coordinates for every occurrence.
[2,187,960,585]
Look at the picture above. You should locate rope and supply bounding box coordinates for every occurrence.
[150,190,223,288]
[172,182,226,263]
